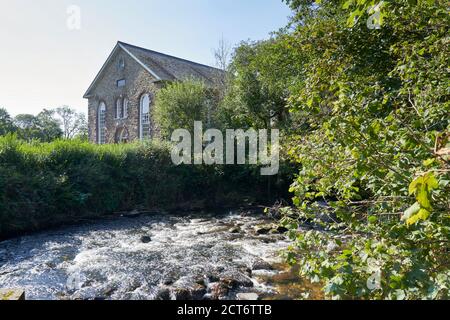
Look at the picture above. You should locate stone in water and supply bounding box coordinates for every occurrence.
[0,289,25,300]
[236,293,259,300]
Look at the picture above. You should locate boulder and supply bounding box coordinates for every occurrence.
[254,225,272,235]
[228,227,241,234]
[171,288,192,300]
[207,274,220,283]
[209,283,229,300]
[140,235,152,243]
[271,225,289,234]
[220,273,254,289]
[236,293,259,301]
[251,260,274,271]
[194,276,206,287]
[240,267,252,277]
[163,278,175,286]
[0,289,25,300]
[190,284,207,300]
[155,287,171,300]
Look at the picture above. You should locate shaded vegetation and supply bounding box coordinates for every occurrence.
[0,135,292,240]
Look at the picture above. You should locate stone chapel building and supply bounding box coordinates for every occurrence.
[84,41,224,144]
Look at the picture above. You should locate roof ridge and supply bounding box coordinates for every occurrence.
[117,41,224,72]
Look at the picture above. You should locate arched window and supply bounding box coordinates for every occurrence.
[98,102,107,144]
[118,57,125,70]
[123,98,128,119]
[115,98,122,119]
[140,94,151,140]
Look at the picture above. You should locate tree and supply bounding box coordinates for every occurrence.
[214,36,232,71]
[73,113,88,141]
[154,79,219,139]
[37,109,64,142]
[219,37,302,130]
[0,108,17,136]
[212,37,232,99]
[14,110,62,142]
[55,106,87,139]
[277,0,449,299]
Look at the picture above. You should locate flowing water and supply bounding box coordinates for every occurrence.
[0,211,310,300]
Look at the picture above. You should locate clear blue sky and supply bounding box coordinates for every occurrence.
[0,0,292,116]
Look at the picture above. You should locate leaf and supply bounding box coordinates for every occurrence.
[426,173,439,190]
[342,0,354,9]
[409,176,422,195]
[406,208,431,226]
[408,172,439,209]
[342,249,353,256]
[423,158,435,167]
[416,186,431,209]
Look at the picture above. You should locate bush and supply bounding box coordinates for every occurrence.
[0,135,291,239]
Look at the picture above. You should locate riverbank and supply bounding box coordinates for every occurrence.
[0,136,294,240]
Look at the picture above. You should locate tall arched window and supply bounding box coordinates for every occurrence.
[98,102,107,144]
[115,98,122,119]
[140,94,151,140]
[123,98,128,119]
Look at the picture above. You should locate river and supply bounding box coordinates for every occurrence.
[0,211,318,300]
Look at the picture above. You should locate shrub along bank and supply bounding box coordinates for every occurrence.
[0,135,292,239]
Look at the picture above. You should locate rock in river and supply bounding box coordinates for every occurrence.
[254,225,272,235]
[236,293,259,301]
[220,272,254,289]
[155,287,171,300]
[251,259,274,271]
[228,227,241,234]
[209,282,229,300]
[171,288,192,300]
[140,235,152,243]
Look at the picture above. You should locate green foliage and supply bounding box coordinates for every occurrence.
[0,108,17,136]
[219,38,304,130]
[273,0,450,299]
[1,107,87,142]
[154,79,219,138]
[14,110,63,142]
[0,135,290,239]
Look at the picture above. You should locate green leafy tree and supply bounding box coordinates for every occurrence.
[276,0,449,299]
[220,38,305,130]
[14,110,62,142]
[0,108,17,136]
[154,79,219,138]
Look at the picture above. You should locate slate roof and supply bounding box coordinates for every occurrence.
[84,41,225,98]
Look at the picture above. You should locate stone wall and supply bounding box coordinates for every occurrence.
[87,49,163,144]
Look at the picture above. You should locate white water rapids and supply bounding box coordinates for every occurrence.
[0,212,293,300]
